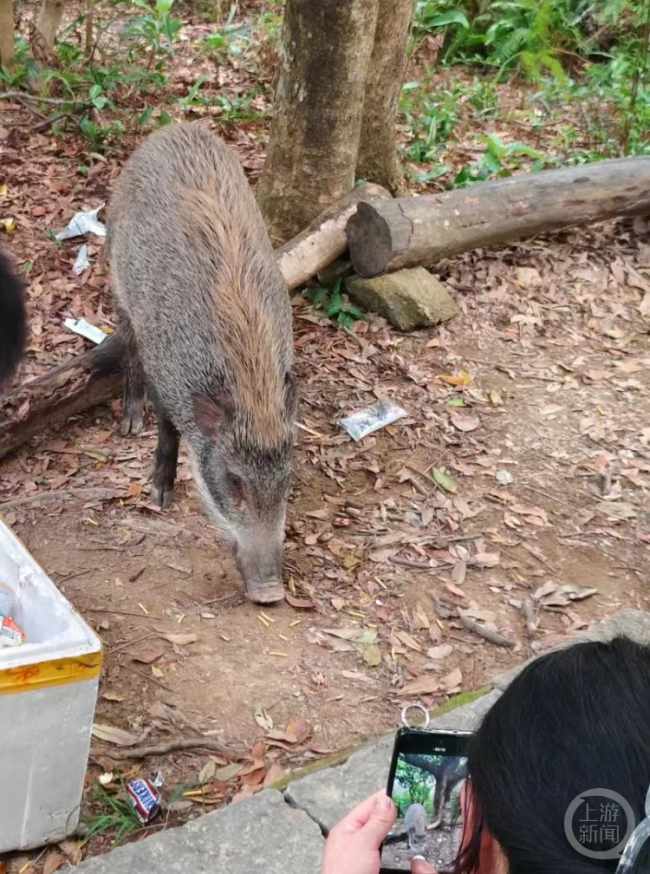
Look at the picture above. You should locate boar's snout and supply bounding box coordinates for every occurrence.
[233,535,285,605]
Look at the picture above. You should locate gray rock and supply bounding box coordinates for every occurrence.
[285,690,500,833]
[74,791,324,874]
[345,268,458,331]
[492,608,650,690]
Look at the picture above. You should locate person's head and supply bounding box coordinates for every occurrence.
[457,636,650,874]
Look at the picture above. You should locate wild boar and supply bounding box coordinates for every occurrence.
[405,803,427,851]
[107,123,297,605]
[0,251,26,387]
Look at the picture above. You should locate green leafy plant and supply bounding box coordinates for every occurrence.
[124,0,183,61]
[201,4,250,61]
[82,779,141,845]
[304,279,364,330]
[453,133,554,186]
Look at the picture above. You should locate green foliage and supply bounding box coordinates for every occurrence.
[403,0,650,179]
[124,0,183,57]
[304,279,364,330]
[0,0,183,149]
[392,759,438,818]
[82,778,141,845]
[413,0,649,83]
[200,4,250,61]
[453,133,554,186]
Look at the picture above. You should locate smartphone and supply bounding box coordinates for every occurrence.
[380,727,473,874]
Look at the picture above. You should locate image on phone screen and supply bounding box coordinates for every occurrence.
[381,730,470,873]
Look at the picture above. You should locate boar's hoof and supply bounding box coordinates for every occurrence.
[150,480,174,509]
[246,582,285,605]
[121,407,145,437]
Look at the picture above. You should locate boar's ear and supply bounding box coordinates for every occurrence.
[284,372,298,418]
[193,392,234,440]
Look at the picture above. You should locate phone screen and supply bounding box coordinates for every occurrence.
[381,728,471,873]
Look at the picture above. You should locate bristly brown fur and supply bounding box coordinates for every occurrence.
[106,123,295,590]
[179,180,289,449]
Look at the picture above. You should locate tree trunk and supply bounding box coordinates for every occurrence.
[356,0,414,195]
[37,0,65,51]
[0,187,392,459]
[347,155,650,276]
[0,0,14,68]
[257,0,379,246]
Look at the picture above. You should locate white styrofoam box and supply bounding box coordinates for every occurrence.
[0,518,102,852]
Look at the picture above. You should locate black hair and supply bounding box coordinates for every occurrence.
[0,250,26,385]
[457,637,650,874]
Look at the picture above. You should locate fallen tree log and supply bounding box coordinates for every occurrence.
[0,183,391,460]
[346,156,650,277]
[275,182,390,289]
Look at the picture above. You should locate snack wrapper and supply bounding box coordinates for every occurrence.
[0,615,26,646]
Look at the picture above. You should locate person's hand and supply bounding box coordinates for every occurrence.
[320,790,396,874]
[411,856,438,874]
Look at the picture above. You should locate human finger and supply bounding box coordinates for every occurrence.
[411,856,438,874]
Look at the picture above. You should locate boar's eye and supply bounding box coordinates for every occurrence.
[227,472,245,502]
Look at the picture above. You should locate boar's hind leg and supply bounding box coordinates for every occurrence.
[117,306,147,437]
[151,407,180,509]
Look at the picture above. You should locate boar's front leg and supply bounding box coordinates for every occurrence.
[151,405,180,509]
[117,306,147,437]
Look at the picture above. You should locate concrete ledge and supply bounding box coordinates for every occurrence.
[75,791,325,874]
[284,689,501,833]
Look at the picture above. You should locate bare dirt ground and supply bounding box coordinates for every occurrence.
[2,4,650,868]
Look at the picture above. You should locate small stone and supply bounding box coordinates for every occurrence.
[496,469,514,485]
[345,267,458,331]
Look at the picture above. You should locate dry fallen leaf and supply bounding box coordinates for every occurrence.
[251,740,265,759]
[285,592,317,609]
[264,763,286,787]
[43,854,64,874]
[131,646,165,664]
[240,767,266,786]
[161,633,198,646]
[286,717,312,744]
[441,667,463,692]
[199,759,217,784]
[427,644,453,660]
[401,675,440,696]
[323,627,365,640]
[450,414,480,433]
[439,370,472,387]
[413,604,430,630]
[451,561,467,586]
[394,630,422,652]
[363,643,382,667]
[472,552,500,568]
[596,501,637,520]
[214,762,243,782]
[58,841,82,865]
[266,728,299,744]
[254,705,273,732]
[91,724,139,746]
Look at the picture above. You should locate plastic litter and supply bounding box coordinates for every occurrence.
[64,317,108,345]
[339,397,408,442]
[0,552,24,646]
[127,779,161,824]
[72,243,91,275]
[56,205,106,241]
[496,469,514,485]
